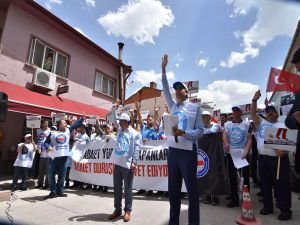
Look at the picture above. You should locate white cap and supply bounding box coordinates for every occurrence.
[202,111,211,116]
[24,134,32,138]
[117,113,130,121]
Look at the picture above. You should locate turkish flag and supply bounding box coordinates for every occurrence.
[279,69,300,94]
[266,68,300,93]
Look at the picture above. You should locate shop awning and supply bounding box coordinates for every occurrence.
[0,81,108,118]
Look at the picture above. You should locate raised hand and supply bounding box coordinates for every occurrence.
[252,90,261,101]
[154,105,160,112]
[161,54,168,73]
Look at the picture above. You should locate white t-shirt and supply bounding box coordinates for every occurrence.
[13,143,36,168]
[49,129,71,158]
[203,123,222,134]
[75,132,90,144]
[224,120,250,152]
[36,128,50,158]
[254,119,285,156]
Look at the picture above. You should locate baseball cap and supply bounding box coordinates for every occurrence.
[291,48,300,64]
[117,113,130,121]
[232,105,242,111]
[202,111,211,116]
[24,134,32,138]
[173,81,188,91]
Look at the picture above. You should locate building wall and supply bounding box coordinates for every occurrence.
[0,3,120,111]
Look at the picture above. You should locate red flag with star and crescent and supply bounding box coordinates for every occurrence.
[266,67,300,93]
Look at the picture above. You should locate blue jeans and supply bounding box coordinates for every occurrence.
[113,165,134,213]
[12,166,29,190]
[48,156,68,194]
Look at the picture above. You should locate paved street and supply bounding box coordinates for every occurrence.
[0,179,299,225]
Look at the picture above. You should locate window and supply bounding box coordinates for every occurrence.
[94,72,115,97]
[29,38,68,78]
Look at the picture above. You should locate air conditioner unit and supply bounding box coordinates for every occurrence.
[32,68,56,91]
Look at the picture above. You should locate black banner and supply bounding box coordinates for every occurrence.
[198,132,228,195]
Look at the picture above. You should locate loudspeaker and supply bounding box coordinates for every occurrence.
[0,92,8,122]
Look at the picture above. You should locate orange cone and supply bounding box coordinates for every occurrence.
[236,185,262,225]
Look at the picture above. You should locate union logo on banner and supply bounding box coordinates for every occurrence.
[196,149,209,178]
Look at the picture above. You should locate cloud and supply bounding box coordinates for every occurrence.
[97,0,174,45]
[45,0,63,10]
[173,53,184,62]
[196,80,259,112]
[133,70,175,87]
[209,67,218,73]
[85,0,96,8]
[175,63,180,68]
[74,27,87,37]
[221,0,300,68]
[197,57,209,68]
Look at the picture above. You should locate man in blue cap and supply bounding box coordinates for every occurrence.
[161,54,204,225]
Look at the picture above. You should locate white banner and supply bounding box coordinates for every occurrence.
[26,115,41,128]
[70,139,187,192]
[264,128,297,152]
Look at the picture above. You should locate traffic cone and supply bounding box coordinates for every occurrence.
[236,185,262,225]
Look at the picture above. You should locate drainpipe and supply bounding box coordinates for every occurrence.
[118,42,125,105]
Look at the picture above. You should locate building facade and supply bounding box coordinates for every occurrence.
[0,0,131,173]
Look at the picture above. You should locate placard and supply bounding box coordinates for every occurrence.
[26,115,41,128]
[264,127,297,152]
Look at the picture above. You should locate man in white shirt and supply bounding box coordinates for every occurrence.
[35,120,50,189]
[108,100,141,222]
[251,90,292,221]
[12,134,37,191]
[223,105,252,208]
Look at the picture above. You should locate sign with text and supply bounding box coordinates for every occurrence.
[264,127,297,152]
[88,115,97,125]
[184,80,199,94]
[70,139,187,192]
[26,115,41,128]
[280,93,295,116]
[51,113,66,124]
[189,97,201,103]
[140,110,149,120]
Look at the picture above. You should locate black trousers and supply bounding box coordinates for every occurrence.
[227,154,250,201]
[258,154,291,212]
[167,146,199,225]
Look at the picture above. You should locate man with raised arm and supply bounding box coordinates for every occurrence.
[108,100,141,222]
[251,90,292,221]
[161,54,204,225]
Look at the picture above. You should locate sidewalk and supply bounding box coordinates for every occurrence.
[0,178,299,225]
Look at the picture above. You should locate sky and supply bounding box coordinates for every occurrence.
[34,0,300,112]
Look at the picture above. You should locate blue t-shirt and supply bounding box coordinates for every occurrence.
[141,123,158,141]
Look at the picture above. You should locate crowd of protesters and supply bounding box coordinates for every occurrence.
[10,52,300,224]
